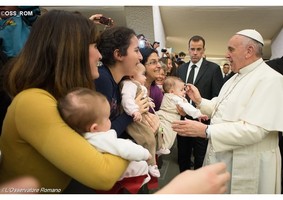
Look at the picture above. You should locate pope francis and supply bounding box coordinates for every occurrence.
[172,29,283,194]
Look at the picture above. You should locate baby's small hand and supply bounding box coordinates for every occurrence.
[133,112,142,122]
[198,114,209,122]
[149,102,155,108]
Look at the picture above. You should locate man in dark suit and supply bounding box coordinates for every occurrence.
[222,63,230,78]
[176,35,223,172]
[223,71,235,83]
[266,56,283,74]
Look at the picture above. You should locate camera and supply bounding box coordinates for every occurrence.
[99,16,113,26]
[161,48,167,53]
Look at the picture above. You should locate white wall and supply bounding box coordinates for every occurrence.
[270,27,283,60]
[152,6,166,55]
[124,6,166,57]
[124,6,154,43]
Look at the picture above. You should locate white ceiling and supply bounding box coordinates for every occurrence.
[43,6,283,60]
[160,6,283,60]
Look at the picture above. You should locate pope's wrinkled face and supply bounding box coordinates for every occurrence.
[226,35,248,73]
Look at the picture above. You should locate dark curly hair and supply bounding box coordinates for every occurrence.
[98,26,136,67]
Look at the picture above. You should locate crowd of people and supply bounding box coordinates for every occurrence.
[0,7,283,195]
[0,8,229,194]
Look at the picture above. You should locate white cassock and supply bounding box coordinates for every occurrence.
[199,58,283,194]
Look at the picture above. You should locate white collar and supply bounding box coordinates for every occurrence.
[190,58,203,69]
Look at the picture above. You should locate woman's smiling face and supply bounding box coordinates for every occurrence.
[144,52,161,81]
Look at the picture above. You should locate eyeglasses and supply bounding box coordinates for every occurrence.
[145,60,159,66]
